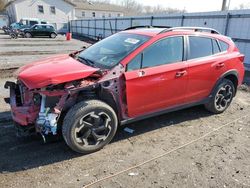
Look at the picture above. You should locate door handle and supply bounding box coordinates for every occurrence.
[176,70,187,78]
[138,70,145,77]
[216,62,225,68]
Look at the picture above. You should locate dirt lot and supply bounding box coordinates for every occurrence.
[0,30,250,188]
[0,31,88,69]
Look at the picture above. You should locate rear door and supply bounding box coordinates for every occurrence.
[124,36,188,117]
[186,36,226,102]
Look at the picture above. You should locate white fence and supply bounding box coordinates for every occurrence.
[71,9,250,70]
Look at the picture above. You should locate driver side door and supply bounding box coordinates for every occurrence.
[31,25,41,36]
[124,36,188,117]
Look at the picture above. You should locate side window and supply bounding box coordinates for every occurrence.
[127,54,142,71]
[212,39,220,54]
[142,36,183,68]
[30,21,38,26]
[219,40,229,52]
[188,36,213,59]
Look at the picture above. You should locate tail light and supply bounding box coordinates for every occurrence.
[239,54,245,63]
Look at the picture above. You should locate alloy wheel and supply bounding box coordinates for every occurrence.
[51,33,56,38]
[74,111,112,147]
[214,84,233,111]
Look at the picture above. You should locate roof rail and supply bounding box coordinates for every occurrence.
[159,27,220,34]
[124,25,171,31]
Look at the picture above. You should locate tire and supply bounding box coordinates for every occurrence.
[10,33,16,39]
[62,100,118,154]
[25,32,32,38]
[205,79,235,114]
[50,33,57,38]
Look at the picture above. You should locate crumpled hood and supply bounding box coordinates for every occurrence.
[17,54,99,89]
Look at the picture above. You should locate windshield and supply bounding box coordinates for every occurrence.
[78,33,150,69]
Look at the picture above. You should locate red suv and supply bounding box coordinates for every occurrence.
[5,26,245,153]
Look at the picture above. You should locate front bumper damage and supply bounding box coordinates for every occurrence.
[4,81,40,126]
[4,81,66,137]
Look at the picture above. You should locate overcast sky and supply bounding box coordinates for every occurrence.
[126,0,250,12]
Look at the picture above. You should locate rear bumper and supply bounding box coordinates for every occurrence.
[4,81,39,126]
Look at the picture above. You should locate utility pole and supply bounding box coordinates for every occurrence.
[221,0,228,11]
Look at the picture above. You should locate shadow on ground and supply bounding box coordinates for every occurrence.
[0,105,212,173]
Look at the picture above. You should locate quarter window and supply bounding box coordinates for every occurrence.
[212,39,220,54]
[219,40,229,51]
[38,5,44,13]
[189,36,213,59]
[142,37,183,68]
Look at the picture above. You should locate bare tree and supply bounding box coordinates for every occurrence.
[234,2,250,10]
[72,0,186,16]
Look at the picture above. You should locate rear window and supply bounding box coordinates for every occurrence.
[188,36,213,59]
[219,40,229,52]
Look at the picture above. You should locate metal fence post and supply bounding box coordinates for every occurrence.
[69,20,72,33]
[115,18,117,33]
[103,18,105,38]
[81,20,83,36]
[94,19,96,38]
[87,20,90,37]
[130,18,133,27]
[181,15,185,26]
[224,12,230,35]
[150,16,154,26]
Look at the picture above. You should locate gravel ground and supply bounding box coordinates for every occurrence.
[0,30,250,188]
[0,90,249,188]
[0,31,89,69]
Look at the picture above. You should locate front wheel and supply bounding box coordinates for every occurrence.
[62,100,118,154]
[25,32,32,38]
[205,79,235,114]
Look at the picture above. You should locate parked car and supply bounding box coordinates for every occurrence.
[5,26,245,154]
[23,24,57,38]
[19,18,48,26]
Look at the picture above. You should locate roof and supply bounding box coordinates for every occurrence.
[5,0,75,8]
[73,2,124,12]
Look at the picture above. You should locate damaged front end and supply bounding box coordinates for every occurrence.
[4,80,68,137]
[4,64,125,140]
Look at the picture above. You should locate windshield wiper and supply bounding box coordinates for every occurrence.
[77,56,96,68]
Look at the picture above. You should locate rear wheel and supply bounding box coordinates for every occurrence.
[50,33,57,38]
[62,100,118,154]
[205,79,235,114]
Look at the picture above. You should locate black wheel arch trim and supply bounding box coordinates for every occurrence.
[209,69,239,98]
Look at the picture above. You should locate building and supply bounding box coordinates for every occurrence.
[4,0,124,32]
[73,1,124,19]
[5,0,75,24]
